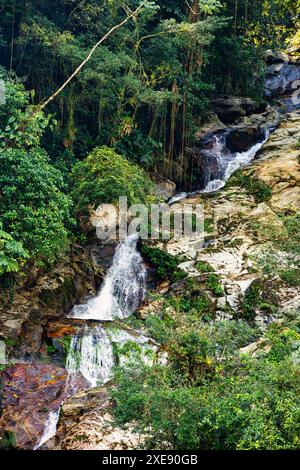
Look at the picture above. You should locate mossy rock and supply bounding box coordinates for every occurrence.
[226,170,272,203]
[240,278,279,321]
[39,275,76,310]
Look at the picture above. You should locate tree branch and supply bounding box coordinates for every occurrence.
[39,2,146,111]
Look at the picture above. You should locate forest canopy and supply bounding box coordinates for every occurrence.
[0,0,299,273]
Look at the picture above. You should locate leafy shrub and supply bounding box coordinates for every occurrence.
[112,322,300,450]
[279,268,300,287]
[140,245,186,283]
[0,70,50,149]
[205,273,223,297]
[0,223,29,275]
[241,279,277,321]
[0,147,72,264]
[71,146,154,213]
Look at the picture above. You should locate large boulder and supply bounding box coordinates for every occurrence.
[226,126,266,153]
[53,387,144,450]
[150,173,177,200]
[265,63,300,97]
[0,248,99,341]
[250,111,300,211]
[0,364,89,449]
[210,95,266,124]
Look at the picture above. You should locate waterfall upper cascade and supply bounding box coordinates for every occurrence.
[201,130,270,193]
[70,234,146,321]
[66,325,156,387]
[169,128,269,203]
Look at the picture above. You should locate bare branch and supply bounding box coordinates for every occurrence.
[39,2,146,111]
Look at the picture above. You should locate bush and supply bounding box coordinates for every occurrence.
[140,245,186,283]
[112,322,300,450]
[0,223,29,275]
[279,268,300,287]
[0,147,72,264]
[71,146,154,213]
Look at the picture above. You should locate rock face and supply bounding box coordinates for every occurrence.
[0,247,101,344]
[0,364,89,449]
[159,110,300,321]
[211,95,266,124]
[189,124,267,191]
[265,63,300,98]
[252,111,300,211]
[52,387,143,450]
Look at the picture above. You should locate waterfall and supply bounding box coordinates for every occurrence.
[70,234,146,321]
[34,409,60,450]
[66,325,156,388]
[201,130,269,193]
[66,326,115,387]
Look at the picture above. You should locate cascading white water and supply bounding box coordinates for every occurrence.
[70,234,146,321]
[201,130,269,193]
[66,326,115,387]
[168,129,270,202]
[34,409,60,450]
[66,325,156,387]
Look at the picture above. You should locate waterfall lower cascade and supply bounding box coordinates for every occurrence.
[66,326,156,387]
[70,234,146,321]
[34,409,61,450]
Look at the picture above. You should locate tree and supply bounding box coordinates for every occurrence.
[0,74,72,268]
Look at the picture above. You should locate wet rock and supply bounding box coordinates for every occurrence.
[0,364,89,449]
[46,320,80,339]
[90,243,116,269]
[195,112,226,139]
[211,95,266,124]
[226,126,265,153]
[151,173,177,200]
[0,248,99,340]
[16,322,44,357]
[265,50,290,65]
[53,387,144,450]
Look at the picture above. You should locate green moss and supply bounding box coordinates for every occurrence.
[205,273,223,297]
[1,431,16,449]
[46,344,57,355]
[195,262,223,297]
[58,335,72,355]
[195,261,214,273]
[279,268,300,287]
[226,170,272,203]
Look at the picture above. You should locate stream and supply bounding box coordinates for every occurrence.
[169,127,270,204]
[35,123,273,449]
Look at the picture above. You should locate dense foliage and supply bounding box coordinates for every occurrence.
[0,1,299,451]
[0,74,73,272]
[72,146,154,213]
[0,1,298,186]
[113,317,300,450]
